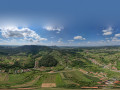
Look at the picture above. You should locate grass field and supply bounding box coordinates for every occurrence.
[0,71,43,88]
[0,70,115,89]
[0,71,66,88]
[55,73,65,87]
[62,70,100,87]
[0,73,8,82]
[43,74,56,83]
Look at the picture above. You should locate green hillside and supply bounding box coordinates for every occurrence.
[1,45,120,89]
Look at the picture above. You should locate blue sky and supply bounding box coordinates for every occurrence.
[0,0,120,46]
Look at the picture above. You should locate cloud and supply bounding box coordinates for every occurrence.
[87,41,91,44]
[111,37,120,42]
[115,33,120,37]
[68,40,74,44]
[68,40,74,42]
[57,38,62,43]
[56,31,60,33]
[74,36,86,40]
[107,33,120,42]
[110,33,120,42]
[44,25,64,33]
[0,26,47,42]
[102,26,113,35]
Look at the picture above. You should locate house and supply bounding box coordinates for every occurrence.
[89,72,93,74]
[112,66,117,70]
[100,77,106,80]
[98,74,102,77]
[114,81,120,84]
[97,81,102,84]
[48,71,54,73]
[79,69,88,74]
[105,80,114,85]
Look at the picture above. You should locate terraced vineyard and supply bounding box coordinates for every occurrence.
[0,70,100,89]
[43,74,56,83]
[0,71,43,88]
[61,70,100,87]
[0,71,64,89]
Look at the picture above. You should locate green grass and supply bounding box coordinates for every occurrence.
[43,73,56,83]
[0,71,43,88]
[8,71,35,85]
[0,73,8,82]
[33,73,46,87]
[62,70,100,87]
[0,70,120,89]
[56,73,65,87]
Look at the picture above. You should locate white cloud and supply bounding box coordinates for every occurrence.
[103,32,112,35]
[74,36,86,40]
[0,26,47,42]
[115,33,120,37]
[68,40,74,42]
[44,25,64,33]
[111,35,120,42]
[102,26,113,35]
[111,38,120,42]
[56,31,60,33]
[58,38,62,43]
[109,33,120,42]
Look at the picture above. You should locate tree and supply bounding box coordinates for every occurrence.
[13,61,21,68]
[39,55,58,67]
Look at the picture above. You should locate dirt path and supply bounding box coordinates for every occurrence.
[12,76,40,88]
[4,73,9,81]
[0,73,9,81]
[41,83,56,87]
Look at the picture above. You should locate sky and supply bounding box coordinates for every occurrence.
[0,0,120,46]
